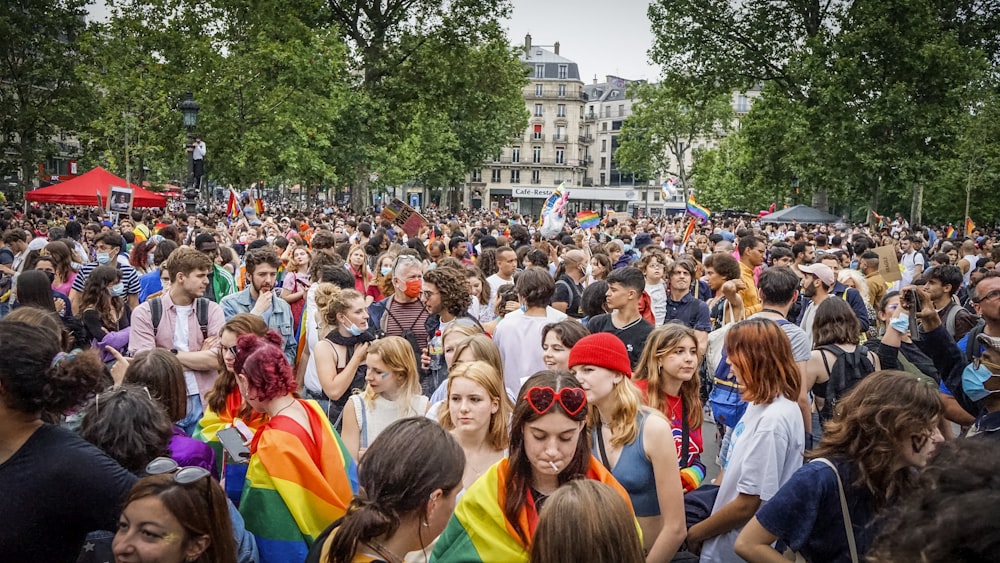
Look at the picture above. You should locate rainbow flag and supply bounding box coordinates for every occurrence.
[681,217,698,245]
[576,210,600,229]
[491,208,501,218]
[226,189,242,220]
[966,217,976,235]
[686,195,711,222]
[871,211,886,229]
[192,389,267,476]
[240,399,357,562]
[946,225,956,239]
[431,456,634,562]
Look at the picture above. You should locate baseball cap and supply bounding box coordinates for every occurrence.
[799,263,835,286]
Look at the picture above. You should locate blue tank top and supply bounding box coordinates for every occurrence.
[591,410,659,517]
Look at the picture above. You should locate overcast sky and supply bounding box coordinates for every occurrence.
[86,0,660,81]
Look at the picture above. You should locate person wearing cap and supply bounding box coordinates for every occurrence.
[569,332,686,562]
[551,249,587,319]
[795,262,836,343]
[194,233,236,303]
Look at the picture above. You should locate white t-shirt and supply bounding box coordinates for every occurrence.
[493,313,564,396]
[646,282,667,326]
[799,301,818,346]
[303,283,322,394]
[173,305,199,396]
[701,395,805,562]
[900,250,924,287]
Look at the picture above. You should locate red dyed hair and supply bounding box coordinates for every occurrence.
[234,331,295,402]
[724,318,801,404]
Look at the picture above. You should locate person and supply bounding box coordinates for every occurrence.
[122,349,218,476]
[796,262,836,342]
[857,251,889,312]
[78,385,175,474]
[367,250,396,304]
[44,240,78,295]
[579,279,608,328]
[899,235,924,288]
[588,253,611,283]
[662,258,712,352]
[341,335,429,460]
[922,264,978,342]
[194,233,238,304]
[234,331,357,562]
[420,266,480,393]
[0,322,136,562]
[550,249,587,319]
[639,248,670,325]
[838,268,879,341]
[734,370,944,562]
[306,283,374,428]
[529,480,645,563]
[485,246,518,314]
[586,267,654,368]
[704,253,745,330]
[346,243,372,295]
[438,360,513,491]
[481,282,519,335]
[569,333,686,562]
[430,370,632,562]
[113,466,236,563]
[16,267,71,317]
[191,134,207,188]
[139,239,178,303]
[307,418,464,563]
[494,268,565,395]
[368,253,430,363]
[540,320,589,372]
[70,231,141,312]
[633,324,707,492]
[220,247,297,365]
[688,318,805,561]
[427,321,486,404]
[281,244,311,332]
[736,235,765,315]
[129,248,226,436]
[78,264,130,359]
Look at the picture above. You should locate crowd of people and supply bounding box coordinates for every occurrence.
[3,199,1000,563]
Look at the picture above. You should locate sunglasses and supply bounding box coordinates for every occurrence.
[145,457,211,484]
[525,386,587,416]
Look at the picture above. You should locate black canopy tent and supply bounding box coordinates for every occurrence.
[759,205,842,224]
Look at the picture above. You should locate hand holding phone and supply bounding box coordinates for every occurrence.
[217,427,251,464]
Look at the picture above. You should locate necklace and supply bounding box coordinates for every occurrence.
[367,539,405,563]
[271,398,296,418]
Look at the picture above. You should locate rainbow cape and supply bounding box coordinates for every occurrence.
[240,399,358,563]
[576,210,600,229]
[686,196,711,222]
[192,389,267,475]
[430,456,633,562]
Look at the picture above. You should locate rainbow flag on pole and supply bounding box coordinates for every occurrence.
[239,399,357,561]
[871,211,886,229]
[576,210,600,229]
[945,225,956,239]
[686,195,711,222]
[966,217,976,235]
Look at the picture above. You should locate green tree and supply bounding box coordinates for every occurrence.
[0,0,91,195]
[614,81,733,201]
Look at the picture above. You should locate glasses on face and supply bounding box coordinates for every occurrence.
[420,290,438,299]
[525,386,587,416]
[225,345,238,358]
[976,290,1000,304]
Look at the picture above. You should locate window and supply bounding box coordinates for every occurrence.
[535,84,543,97]
[511,169,520,183]
[618,104,625,117]
[602,122,608,131]
[556,126,565,141]
[531,170,541,184]
[534,104,543,117]
[558,64,568,79]
[557,104,566,117]
[532,146,541,163]
[491,168,501,183]
[535,64,544,78]
[611,120,623,131]
[558,84,566,97]
[736,94,750,114]
[533,124,543,140]
[471,170,482,182]
[600,157,607,170]
[601,139,607,152]
[600,172,606,186]
[512,147,520,163]
[555,148,565,164]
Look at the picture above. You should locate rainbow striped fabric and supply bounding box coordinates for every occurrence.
[430,456,633,562]
[967,217,976,235]
[686,196,711,222]
[192,389,267,476]
[576,210,601,229]
[946,225,956,239]
[240,399,358,563]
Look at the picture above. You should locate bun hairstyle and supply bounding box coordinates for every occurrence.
[314,283,365,328]
[327,418,464,563]
[233,330,295,402]
[0,321,103,416]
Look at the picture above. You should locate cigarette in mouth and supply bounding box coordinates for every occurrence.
[549,461,559,471]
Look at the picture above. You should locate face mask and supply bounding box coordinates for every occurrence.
[962,362,1000,402]
[427,262,437,270]
[585,264,593,277]
[380,266,391,276]
[109,282,125,297]
[266,236,275,244]
[96,252,111,265]
[889,313,910,334]
[403,278,422,299]
[529,228,536,235]
[623,244,632,252]
[346,322,364,336]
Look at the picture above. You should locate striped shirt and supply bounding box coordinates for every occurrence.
[72,261,141,296]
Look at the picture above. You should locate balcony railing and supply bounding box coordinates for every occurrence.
[584,112,597,122]
[578,134,593,143]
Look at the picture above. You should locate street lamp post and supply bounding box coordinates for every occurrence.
[178,92,200,212]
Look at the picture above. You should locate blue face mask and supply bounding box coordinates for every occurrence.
[889,313,910,334]
[962,361,1000,402]
[380,266,391,276]
[346,322,365,336]
[96,252,111,265]
[623,244,632,252]
[109,282,125,297]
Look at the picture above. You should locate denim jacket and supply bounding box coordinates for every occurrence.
[220,286,297,365]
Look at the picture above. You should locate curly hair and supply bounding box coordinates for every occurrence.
[477,248,498,278]
[424,267,472,317]
[80,265,123,331]
[245,247,281,276]
[810,370,942,509]
[234,331,296,402]
[79,385,173,473]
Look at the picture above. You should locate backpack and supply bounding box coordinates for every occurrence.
[149,297,210,340]
[963,318,988,364]
[708,319,791,428]
[816,344,876,421]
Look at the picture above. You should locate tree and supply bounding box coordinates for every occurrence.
[614,81,733,201]
[0,0,91,195]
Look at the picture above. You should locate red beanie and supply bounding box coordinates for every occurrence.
[567,333,632,378]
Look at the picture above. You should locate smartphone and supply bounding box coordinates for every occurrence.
[217,427,251,463]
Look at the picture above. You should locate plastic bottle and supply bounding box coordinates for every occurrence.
[429,330,443,371]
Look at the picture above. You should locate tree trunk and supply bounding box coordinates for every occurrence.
[350,175,369,213]
[910,183,923,226]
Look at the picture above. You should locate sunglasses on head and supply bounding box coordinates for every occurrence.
[525,386,587,416]
[145,456,212,485]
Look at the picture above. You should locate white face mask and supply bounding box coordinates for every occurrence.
[585,264,593,277]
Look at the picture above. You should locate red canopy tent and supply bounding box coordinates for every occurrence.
[24,167,168,208]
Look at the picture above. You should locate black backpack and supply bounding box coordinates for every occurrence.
[817,344,875,421]
[148,297,210,340]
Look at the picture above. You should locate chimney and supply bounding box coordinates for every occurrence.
[593,74,598,84]
[524,33,532,57]
[554,41,560,55]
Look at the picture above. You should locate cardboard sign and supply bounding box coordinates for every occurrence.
[873,245,901,283]
[107,186,133,215]
[380,198,427,237]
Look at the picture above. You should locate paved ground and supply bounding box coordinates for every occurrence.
[702,411,722,483]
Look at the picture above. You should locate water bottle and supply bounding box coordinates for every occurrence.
[429,330,443,371]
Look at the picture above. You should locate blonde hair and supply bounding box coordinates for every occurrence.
[633,324,704,429]
[314,283,364,329]
[838,268,872,306]
[361,336,422,412]
[442,322,482,348]
[586,377,643,448]
[451,334,503,384]
[437,361,512,451]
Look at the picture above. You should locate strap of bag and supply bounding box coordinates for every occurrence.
[150,297,162,337]
[813,458,859,563]
[596,425,611,470]
[196,297,209,340]
[680,398,690,467]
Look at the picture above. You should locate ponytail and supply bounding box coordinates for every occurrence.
[326,492,402,563]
